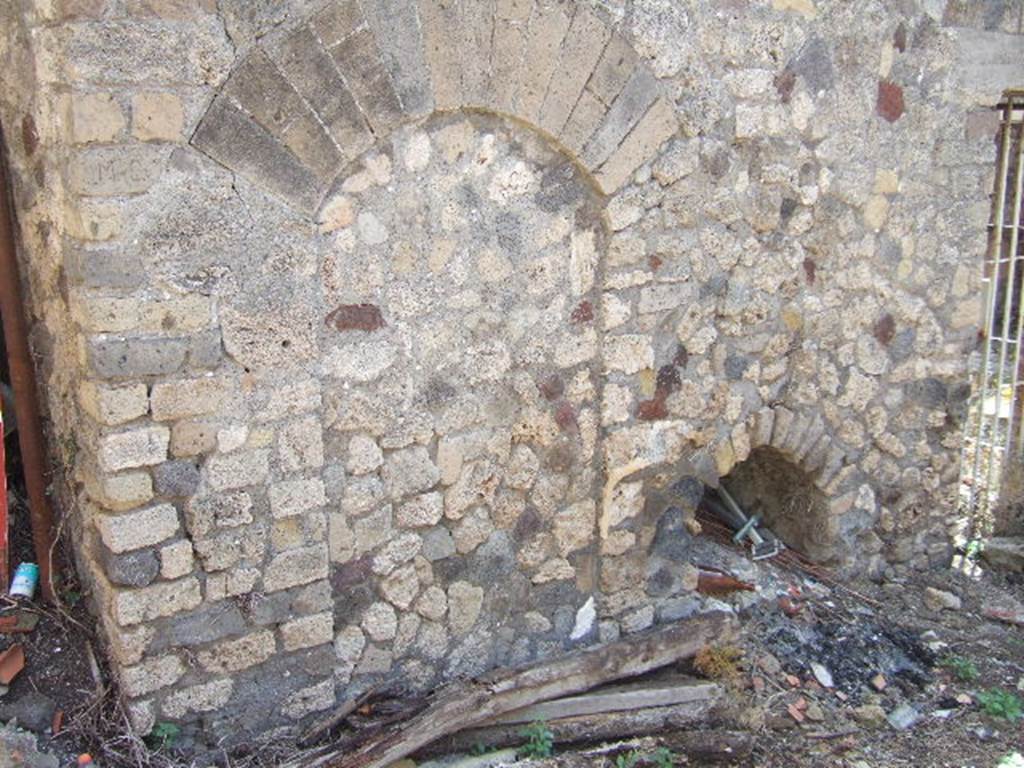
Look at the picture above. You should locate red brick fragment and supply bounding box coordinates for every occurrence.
[638,395,668,422]
[571,300,594,324]
[52,710,64,736]
[893,22,907,53]
[0,644,25,685]
[778,596,802,617]
[877,80,904,123]
[21,114,38,156]
[873,313,895,345]
[554,401,578,433]
[325,304,385,332]
[774,69,796,104]
[802,257,817,285]
[538,374,564,402]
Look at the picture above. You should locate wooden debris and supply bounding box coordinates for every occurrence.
[300,685,381,746]
[485,675,718,726]
[294,611,735,768]
[52,709,64,736]
[0,643,24,684]
[432,699,722,758]
[806,727,860,741]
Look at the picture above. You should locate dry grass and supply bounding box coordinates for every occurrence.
[61,682,320,768]
[693,644,745,685]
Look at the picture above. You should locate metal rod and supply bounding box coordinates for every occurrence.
[0,396,8,590]
[1002,118,1024,459]
[716,485,765,547]
[987,97,1023,501]
[0,121,57,602]
[966,95,1015,525]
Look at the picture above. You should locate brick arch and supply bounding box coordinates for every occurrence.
[191,0,678,214]
[599,405,862,564]
[714,405,866,562]
[727,406,854,495]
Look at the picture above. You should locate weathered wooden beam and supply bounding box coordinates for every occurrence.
[429,697,720,756]
[485,676,719,725]
[304,611,735,768]
[299,685,380,746]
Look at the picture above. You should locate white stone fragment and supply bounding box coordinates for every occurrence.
[570,597,596,640]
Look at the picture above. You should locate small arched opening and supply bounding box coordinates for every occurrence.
[707,446,835,563]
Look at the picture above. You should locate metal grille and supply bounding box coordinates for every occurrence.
[961,90,1024,537]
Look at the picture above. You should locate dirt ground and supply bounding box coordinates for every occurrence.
[462,562,1024,768]
[734,565,1024,768]
[1,481,1022,767]
[0,486,124,768]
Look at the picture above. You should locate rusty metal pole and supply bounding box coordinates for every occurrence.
[0,122,57,603]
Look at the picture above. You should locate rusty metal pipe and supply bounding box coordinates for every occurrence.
[0,121,57,603]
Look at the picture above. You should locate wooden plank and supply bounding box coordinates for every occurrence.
[485,677,719,725]
[298,611,735,768]
[424,702,725,758]
[298,685,381,747]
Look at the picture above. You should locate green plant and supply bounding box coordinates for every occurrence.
[940,655,979,682]
[469,742,491,756]
[651,747,676,768]
[145,721,181,750]
[518,720,554,759]
[965,538,984,561]
[977,688,1023,721]
[615,750,641,768]
[998,754,1024,768]
[58,432,79,467]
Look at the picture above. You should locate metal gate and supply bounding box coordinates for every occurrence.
[961,89,1024,539]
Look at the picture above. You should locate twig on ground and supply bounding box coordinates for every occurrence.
[805,727,860,740]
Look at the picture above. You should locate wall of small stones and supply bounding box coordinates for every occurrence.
[1,0,1022,748]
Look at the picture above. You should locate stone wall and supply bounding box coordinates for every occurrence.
[1,0,1022,748]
